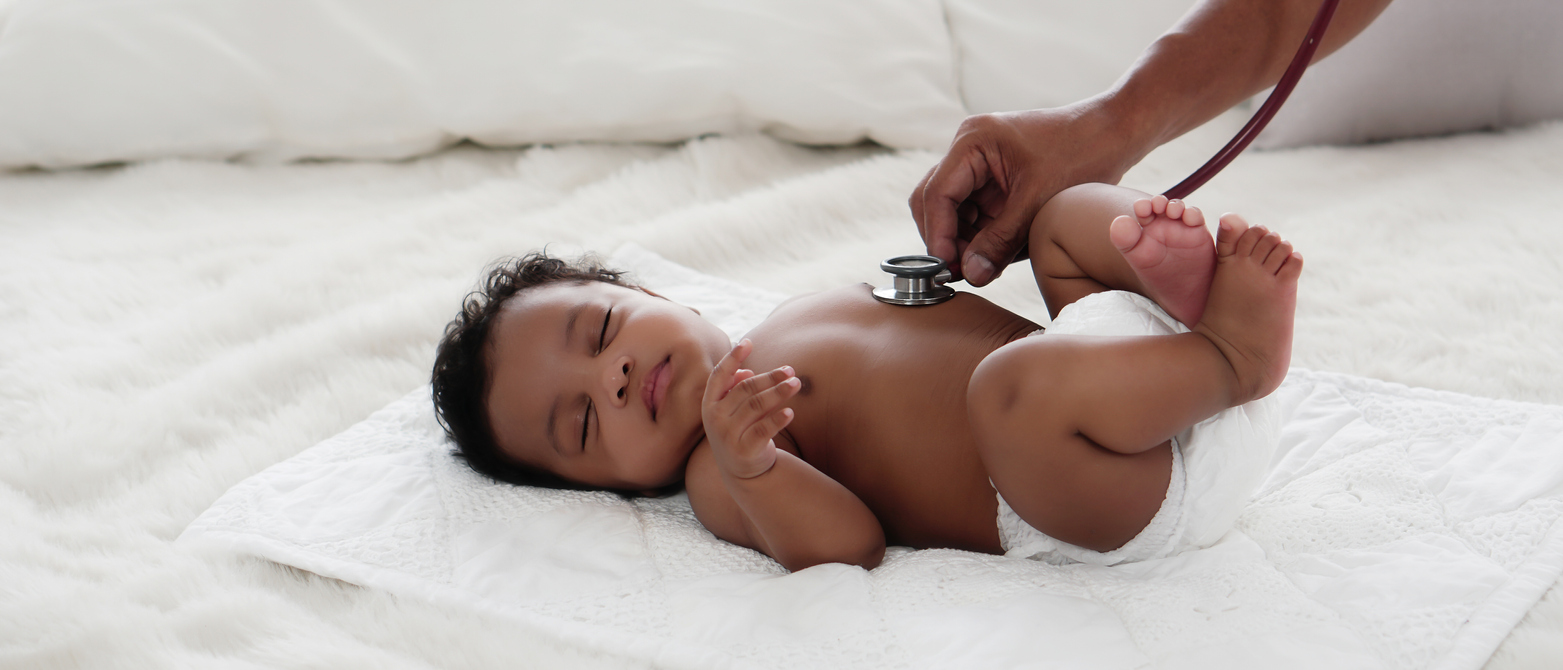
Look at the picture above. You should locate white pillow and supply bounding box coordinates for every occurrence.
[945,0,1195,114]
[0,0,966,169]
[1254,0,1563,148]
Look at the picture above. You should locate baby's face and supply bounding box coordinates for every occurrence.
[485,281,731,490]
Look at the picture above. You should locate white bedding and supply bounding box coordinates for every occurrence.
[5,116,1563,668]
[178,246,1563,670]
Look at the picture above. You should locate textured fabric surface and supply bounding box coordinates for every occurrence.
[182,253,1563,670]
[7,120,1563,668]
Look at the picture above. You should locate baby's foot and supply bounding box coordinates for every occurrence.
[1109,195,1216,327]
[1193,214,1302,404]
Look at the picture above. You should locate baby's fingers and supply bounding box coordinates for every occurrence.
[705,339,754,402]
[724,371,800,422]
[740,407,795,448]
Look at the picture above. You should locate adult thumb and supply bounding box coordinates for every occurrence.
[960,212,1028,287]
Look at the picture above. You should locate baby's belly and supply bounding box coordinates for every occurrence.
[822,398,1005,553]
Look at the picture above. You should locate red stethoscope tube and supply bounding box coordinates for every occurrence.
[1162,0,1341,200]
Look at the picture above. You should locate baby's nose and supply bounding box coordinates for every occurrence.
[604,355,633,407]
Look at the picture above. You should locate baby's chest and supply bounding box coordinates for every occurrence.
[742,309,996,476]
[745,339,981,509]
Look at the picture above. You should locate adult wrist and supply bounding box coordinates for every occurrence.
[1087,89,1163,179]
[1034,94,1148,189]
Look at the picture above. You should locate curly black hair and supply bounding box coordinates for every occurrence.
[431,252,634,493]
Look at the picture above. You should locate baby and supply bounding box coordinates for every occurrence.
[431,182,1300,572]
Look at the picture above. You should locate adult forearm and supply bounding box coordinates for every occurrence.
[1101,0,1393,162]
[724,450,886,572]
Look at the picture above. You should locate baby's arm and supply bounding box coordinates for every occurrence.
[1027,183,1215,326]
[687,340,885,572]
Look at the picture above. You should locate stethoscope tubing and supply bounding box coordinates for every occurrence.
[1162,0,1341,200]
[930,0,1340,279]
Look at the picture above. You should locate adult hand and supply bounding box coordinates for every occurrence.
[910,101,1139,286]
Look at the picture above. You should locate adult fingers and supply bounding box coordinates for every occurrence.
[909,164,936,241]
[918,142,993,267]
[917,158,973,266]
[959,208,1030,286]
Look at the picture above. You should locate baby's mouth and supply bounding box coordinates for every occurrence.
[642,357,671,421]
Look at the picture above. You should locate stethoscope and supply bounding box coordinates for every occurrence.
[873,255,956,306]
[875,0,1341,307]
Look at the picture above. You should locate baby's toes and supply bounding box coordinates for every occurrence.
[1263,239,1294,273]
[1251,229,1282,264]
[1278,251,1304,281]
[1182,206,1204,227]
[1233,223,1269,258]
[1216,213,1249,256]
[1110,215,1144,252]
[1132,198,1155,223]
[1150,194,1169,216]
[1166,199,1185,220]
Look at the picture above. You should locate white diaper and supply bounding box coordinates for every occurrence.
[994,291,1281,566]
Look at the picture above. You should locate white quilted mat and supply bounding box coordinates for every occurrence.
[178,245,1563,670]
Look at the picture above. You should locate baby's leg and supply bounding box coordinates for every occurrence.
[1027,183,1213,326]
[971,216,1300,551]
[968,332,1218,551]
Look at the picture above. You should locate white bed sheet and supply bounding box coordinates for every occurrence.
[5,116,1563,668]
[179,246,1563,670]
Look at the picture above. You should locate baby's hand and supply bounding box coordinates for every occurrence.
[702,339,800,480]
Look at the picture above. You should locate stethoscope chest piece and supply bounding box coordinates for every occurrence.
[873,255,956,306]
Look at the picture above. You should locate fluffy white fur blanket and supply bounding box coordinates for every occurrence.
[3,112,1562,667]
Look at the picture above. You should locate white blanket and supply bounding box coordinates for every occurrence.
[6,121,1563,669]
[179,246,1563,670]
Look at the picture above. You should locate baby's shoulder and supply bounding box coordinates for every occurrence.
[767,284,875,320]
[745,285,874,367]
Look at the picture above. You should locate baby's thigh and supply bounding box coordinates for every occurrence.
[967,339,1172,552]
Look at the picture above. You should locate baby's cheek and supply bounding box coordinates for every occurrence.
[641,442,688,487]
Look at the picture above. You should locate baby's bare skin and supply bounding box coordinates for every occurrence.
[737,287,1036,553]
[1110,194,1215,327]
[484,182,1299,571]
[698,208,1299,558]
[687,184,1298,563]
